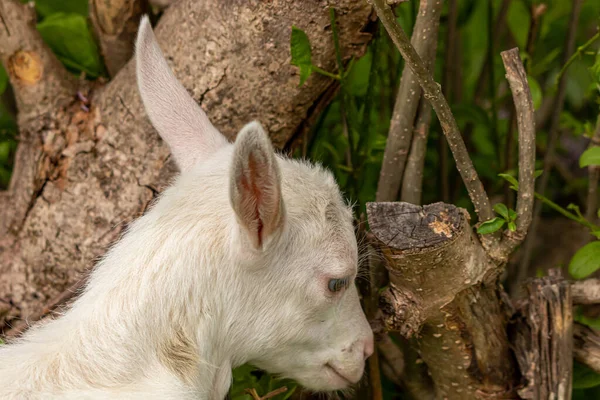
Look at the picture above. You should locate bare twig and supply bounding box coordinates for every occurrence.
[89,0,149,77]
[0,0,75,118]
[574,323,600,375]
[518,0,584,286]
[400,1,441,205]
[243,386,288,400]
[371,0,494,222]
[504,4,546,208]
[585,115,600,222]
[497,49,536,259]
[572,278,600,305]
[375,0,444,202]
[400,98,432,204]
[473,0,512,104]
[438,0,458,203]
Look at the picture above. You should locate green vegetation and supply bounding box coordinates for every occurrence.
[1,0,600,398]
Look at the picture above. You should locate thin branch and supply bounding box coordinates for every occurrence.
[371,0,494,222]
[89,0,149,77]
[400,97,432,204]
[0,0,75,119]
[375,0,444,202]
[572,278,600,305]
[555,28,600,88]
[400,1,441,205]
[497,48,536,259]
[438,0,458,203]
[518,0,584,286]
[585,115,600,222]
[504,4,546,208]
[473,0,512,104]
[574,323,600,375]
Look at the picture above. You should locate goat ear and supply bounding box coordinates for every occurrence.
[135,16,228,171]
[229,121,284,250]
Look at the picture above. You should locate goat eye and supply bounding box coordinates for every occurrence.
[328,278,348,293]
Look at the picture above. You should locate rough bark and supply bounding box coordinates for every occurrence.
[89,0,150,77]
[0,0,373,331]
[375,0,443,202]
[371,0,493,224]
[367,202,518,399]
[572,279,600,305]
[0,0,78,243]
[574,323,600,375]
[510,271,573,400]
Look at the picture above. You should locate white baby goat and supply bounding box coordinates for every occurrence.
[0,16,374,400]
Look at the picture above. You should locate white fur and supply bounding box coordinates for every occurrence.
[0,16,373,400]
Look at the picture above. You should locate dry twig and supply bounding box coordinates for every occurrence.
[370,0,493,223]
[519,0,584,283]
[574,323,600,375]
[375,0,444,202]
[572,278,600,305]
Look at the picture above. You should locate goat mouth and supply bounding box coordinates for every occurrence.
[324,363,352,386]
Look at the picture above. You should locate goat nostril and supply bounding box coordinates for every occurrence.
[363,337,374,360]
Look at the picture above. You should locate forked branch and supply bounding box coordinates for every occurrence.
[375,0,443,202]
[370,0,493,223]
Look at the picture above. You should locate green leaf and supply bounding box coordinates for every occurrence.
[527,75,542,110]
[569,241,600,279]
[508,208,517,221]
[534,169,543,178]
[498,173,519,190]
[579,147,600,168]
[0,65,7,95]
[477,217,505,234]
[37,13,104,78]
[493,203,510,220]
[573,360,600,389]
[290,26,313,86]
[508,221,516,232]
[34,0,88,19]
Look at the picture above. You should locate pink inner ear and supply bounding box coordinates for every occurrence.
[239,154,265,247]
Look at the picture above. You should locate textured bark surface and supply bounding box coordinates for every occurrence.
[367,202,518,399]
[510,272,573,400]
[574,323,600,375]
[89,0,150,77]
[0,0,373,331]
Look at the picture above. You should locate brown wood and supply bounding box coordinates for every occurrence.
[510,270,573,400]
[367,201,518,399]
[574,323,600,375]
[89,0,150,77]
[0,0,374,333]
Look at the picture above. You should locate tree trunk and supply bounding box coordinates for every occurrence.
[0,0,373,332]
[510,270,573,400]
[367,201,519,399]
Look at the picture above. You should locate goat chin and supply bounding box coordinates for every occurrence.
[0,15,374,400]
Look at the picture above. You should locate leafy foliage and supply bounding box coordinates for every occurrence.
[37,13,104,78]
[569,241,600,279]
[229,365,297,400]
[290,27,314,86]
[580,147,600,168]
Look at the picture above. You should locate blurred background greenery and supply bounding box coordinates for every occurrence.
[1,0,600,399]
